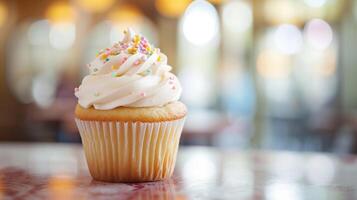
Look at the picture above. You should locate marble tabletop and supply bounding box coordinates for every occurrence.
[0,143,357,200]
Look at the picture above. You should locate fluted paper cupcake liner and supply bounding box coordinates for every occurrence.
[75,118,185,182]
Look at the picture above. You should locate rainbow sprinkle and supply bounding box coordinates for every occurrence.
[95,30,158,58]
[127,47,137,54]
[93,30,162,77]
[112,65,119,70]
[134,60,141,66]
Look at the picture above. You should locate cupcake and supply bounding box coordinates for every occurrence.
[74,28,186,182]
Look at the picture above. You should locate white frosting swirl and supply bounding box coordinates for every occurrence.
[75,28,182,110]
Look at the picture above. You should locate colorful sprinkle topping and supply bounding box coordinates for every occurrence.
[95,29,160,62]
[94,29,162,75]
[96,30,159,56]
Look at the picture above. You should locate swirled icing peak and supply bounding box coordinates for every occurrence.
[75,28,182,110]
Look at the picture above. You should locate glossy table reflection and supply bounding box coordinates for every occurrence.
[0,144,357,200]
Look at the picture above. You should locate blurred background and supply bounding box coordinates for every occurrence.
[0,0,356,153]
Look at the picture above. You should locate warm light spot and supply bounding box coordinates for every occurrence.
[155,0,191,17]
[318,50,336,77]
[76,0,115,13]
[257,50,292,79]
[264,0,302,25]
[48,176,75,200]
[208,0,222,4]
[108,4,142,23]
[46,1,75,23]
[0,2,8,27]
[0,176,3,199]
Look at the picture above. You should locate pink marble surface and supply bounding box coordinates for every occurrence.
[0,143,357,200]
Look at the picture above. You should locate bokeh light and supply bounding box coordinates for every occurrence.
[222,0,252,33]
[181,0,219,46]
[32,75,56,108]
[304,18,333,50]
[48,176,75,200]
[108,4,142,24]
[264,0,302,25]
[28,17,76,50]
[0,2,8,27]
[274,24,303,55]
[49,23,76,50]
[155,0,191,18]
[46,1,75,23]
[76,0,115,13]
[257,50,292,79]
[303,0,327,8]
[28,20,50,46]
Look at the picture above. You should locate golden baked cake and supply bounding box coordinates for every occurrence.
[75,101,186,122]
[74,28,186,182]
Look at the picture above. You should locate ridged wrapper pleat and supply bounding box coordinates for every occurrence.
[75,118,185,182]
